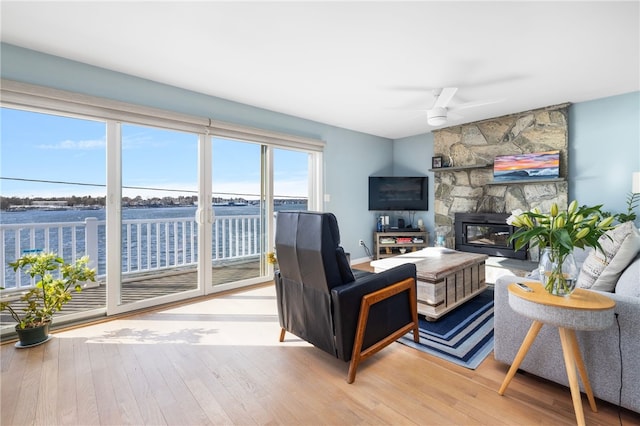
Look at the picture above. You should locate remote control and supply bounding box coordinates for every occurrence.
[516,282,533,292]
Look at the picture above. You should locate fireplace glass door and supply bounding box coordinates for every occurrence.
[454,213,527,260]
[464,224,512,248]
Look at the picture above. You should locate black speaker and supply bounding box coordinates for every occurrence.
[397,218,405,228]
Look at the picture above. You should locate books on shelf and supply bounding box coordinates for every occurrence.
[395,237,413,244]
[378,236,425,245]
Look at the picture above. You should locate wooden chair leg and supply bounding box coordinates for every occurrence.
[279,328,286,342]
[347,278,419,384]
[567,329,598,413]
[498,320,543,395]
[347,301,371,384]
[410,283,420,343]
[559,327,587,426]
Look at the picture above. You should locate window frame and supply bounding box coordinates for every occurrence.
[1,79,325,317]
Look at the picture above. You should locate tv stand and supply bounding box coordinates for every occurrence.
[374,230,429,259]
[386,227,423,232]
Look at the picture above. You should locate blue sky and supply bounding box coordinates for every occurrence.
[1,107,308,199]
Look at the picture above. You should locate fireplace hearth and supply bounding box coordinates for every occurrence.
[455,213,527,260]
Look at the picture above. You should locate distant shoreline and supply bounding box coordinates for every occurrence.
[3,204,192,212]
[2,200,306,213]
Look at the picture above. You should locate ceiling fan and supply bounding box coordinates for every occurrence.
[426,87,457,126]
[424,87,503,127]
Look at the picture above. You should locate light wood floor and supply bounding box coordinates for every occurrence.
[2,275,639,425]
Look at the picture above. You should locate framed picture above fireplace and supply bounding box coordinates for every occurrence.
[493,150,560,182]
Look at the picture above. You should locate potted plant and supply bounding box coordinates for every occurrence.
[1,251,96,346]
[507,200,615,296]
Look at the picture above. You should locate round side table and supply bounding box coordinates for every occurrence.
[497,282,615,426]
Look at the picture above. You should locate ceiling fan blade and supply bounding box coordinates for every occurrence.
[450,98,504,111]
[387,85,438,92]
[433,87,458,109]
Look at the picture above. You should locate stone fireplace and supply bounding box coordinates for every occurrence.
[433,104,569,259]
[454,212,526,260]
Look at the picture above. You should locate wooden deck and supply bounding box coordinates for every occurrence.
[1,261,261,331]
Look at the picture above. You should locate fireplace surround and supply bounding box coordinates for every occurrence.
[432,104,569,250]
[454,212,527,260]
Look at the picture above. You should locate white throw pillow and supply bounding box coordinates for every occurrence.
[577,222,640,292]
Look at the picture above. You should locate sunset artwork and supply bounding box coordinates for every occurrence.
[493,150,560,182]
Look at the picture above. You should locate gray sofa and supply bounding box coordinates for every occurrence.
[494,248,640,414]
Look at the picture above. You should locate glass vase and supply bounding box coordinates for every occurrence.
[538,247,578,297]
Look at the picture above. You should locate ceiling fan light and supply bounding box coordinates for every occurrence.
[427,107,447,126]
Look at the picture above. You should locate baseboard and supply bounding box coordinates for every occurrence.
[350,256,372,266]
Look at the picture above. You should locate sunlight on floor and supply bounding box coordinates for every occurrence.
[56,285,311,347]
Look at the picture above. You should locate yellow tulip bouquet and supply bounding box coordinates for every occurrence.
[507,200,615,294]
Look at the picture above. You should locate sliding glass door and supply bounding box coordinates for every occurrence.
[0,107,107,331]
[274,148,310,213]
[1,82,324,324]
[206,141,314,292]
[113,123,201,310]
[210,137,266,289]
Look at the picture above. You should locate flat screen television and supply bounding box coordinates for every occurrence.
[368,176,428,211]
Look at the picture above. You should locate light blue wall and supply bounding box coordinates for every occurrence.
[0,43,393,258]
[392,133,435,239]
[569,92,640,224]
[322,126,394,255]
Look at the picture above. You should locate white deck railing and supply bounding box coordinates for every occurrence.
[1,215,261,291]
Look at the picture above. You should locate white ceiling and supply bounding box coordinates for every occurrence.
[1,1,639,139]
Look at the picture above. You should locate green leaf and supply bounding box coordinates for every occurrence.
[554,228,574,251]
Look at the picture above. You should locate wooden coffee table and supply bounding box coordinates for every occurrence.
[371,248,488,320]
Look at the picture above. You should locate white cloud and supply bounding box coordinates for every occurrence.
[37,138,105,150]
[274,179,308,198]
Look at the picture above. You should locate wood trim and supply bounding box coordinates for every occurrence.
[347,277,419,384]
[509,282,615,310]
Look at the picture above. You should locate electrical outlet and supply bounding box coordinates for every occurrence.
[358,239,365,246]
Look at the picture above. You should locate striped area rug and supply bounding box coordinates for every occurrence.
[398,288,494,369]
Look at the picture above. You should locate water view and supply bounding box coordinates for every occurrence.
[1,203,306,289]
